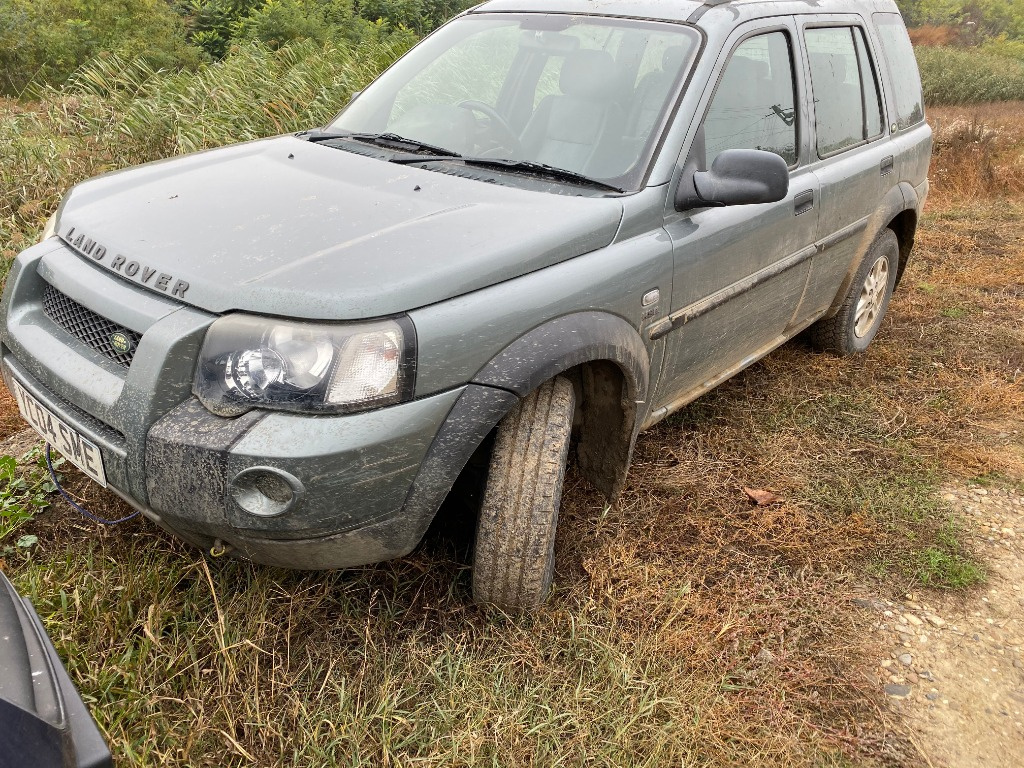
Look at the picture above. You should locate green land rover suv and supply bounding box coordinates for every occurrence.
[1,0,930,608]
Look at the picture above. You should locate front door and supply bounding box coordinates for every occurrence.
[655,20,819,414]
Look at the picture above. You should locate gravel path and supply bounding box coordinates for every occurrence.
[861,485,1024,767]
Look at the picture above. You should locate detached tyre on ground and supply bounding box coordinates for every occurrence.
[472,376,576,610]
[808,228,900,356]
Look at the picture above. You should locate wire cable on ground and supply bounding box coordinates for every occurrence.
[45,444,141,525]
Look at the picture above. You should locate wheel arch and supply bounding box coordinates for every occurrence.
[887,206,918,288]
[824,184,918,319]
[472,311,651,500]
[401,311,651,540]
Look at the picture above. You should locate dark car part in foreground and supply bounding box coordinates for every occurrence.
[0,571,111,768]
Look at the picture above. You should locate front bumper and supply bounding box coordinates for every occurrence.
[143,388,464,567]
[3,354,464,568]
[0,239,492,570]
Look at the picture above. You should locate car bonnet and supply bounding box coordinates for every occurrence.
[53,136,625,320]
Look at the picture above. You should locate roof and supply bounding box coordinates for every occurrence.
[471,0,706,23]
[470,0,901,25]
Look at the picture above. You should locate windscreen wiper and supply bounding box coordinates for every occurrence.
[300,129,462,158]
[451,157,626,193]
[300,131,623,192]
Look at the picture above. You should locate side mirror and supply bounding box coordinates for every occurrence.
[682,149,789,209]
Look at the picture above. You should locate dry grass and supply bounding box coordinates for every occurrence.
[927,101,1024,201]
[909,25,960,47]
[1,96,1023,766]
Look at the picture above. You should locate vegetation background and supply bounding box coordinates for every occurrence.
[0,0,474,96]
[3,0,1024,101]
[0,0,1023,765]
[1,0,1023,259]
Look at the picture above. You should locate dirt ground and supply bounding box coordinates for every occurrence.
[856,482,1024,767]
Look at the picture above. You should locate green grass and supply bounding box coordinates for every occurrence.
[917,45,1024,104]
[915,545,986,589]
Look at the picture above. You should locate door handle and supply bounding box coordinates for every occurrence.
[880,155,894,175]
[794,189,814,216]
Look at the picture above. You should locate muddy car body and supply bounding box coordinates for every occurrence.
[1,0,930,608]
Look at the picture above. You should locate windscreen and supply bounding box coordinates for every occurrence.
[330,14,699,191]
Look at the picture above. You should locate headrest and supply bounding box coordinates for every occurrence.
[662,45,688,75]
[560,49,618,99]
[728,55,769,82]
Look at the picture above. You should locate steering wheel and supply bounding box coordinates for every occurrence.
[457,100,523,157]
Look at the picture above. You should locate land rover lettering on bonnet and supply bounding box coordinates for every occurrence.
[63,227,190,298]
[1,0,930,610]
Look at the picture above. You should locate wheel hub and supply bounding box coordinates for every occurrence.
[854,256,890,338]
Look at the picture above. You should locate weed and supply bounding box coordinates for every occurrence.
[0,445,62,541]
[927,102,1024,201]
[914,538,986,589]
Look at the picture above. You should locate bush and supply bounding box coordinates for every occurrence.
[897,0,1024,39]
[0,0,436,95]
[917,45,1024,104]
[0,0,205,96]
[356,0,477,35]
[235,0,361,47]
[189,0,376,58]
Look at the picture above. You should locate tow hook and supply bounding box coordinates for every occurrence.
[210,539,233,558]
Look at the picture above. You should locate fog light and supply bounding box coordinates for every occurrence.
[229,467,304,518]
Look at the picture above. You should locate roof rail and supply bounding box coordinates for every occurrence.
[686,0,734,24]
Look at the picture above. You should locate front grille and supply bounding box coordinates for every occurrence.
[42,283,142,368]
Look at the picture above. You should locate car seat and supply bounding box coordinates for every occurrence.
[520,49,624,175]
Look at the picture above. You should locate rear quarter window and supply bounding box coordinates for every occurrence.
[873,13,924,130]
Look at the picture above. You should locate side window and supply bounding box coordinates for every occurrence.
[703,31,798,167]
[873,13,925,130]
[854,28,884,139]
[805,26,883,156]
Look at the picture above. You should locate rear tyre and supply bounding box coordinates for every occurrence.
[808,228,900,356]
[472,376,576,611]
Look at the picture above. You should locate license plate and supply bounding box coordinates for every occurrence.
[10,379,107,487]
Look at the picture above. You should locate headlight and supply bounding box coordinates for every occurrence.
[39,212,59,243]
[195,315,416,416]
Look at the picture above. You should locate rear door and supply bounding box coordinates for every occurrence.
[655,18,820,412]
[796,15,895,315]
